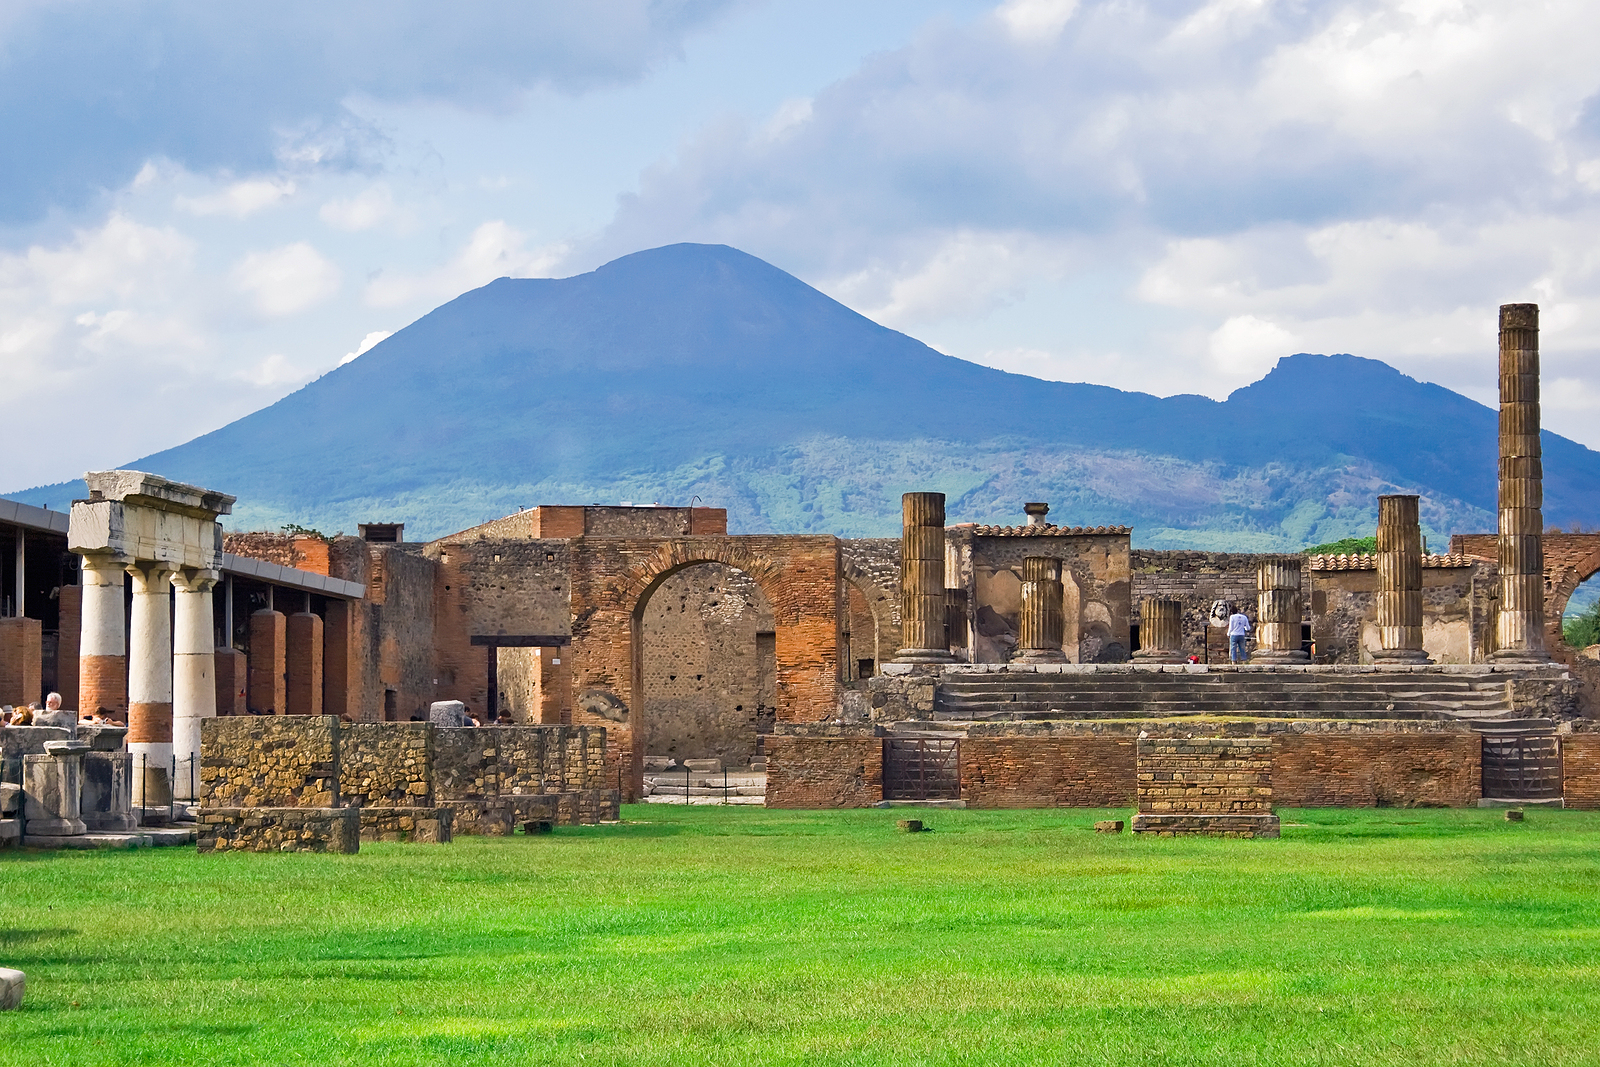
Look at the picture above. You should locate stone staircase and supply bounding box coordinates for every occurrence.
[932,670,1515,721]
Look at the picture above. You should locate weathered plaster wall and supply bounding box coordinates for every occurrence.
[1309,563,1482,664]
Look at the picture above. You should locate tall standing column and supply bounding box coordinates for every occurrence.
[78,552,128,717]
[1494,303,1550,662]
[1017,557,1066,663]
[895,492,954,662]
[1133,599,1185,663]
[1373,494,1430,664]
[1254,557,1309,664]
[171,567,219,800]
[127,560,175,807]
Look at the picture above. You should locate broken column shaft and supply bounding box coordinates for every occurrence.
[1017,556,1066,663]
[1253,557,1308,663]
[895,492,954,662]
[1494,303,1550,662]
[1133,598,1185,663]
[1373,494,1430,664]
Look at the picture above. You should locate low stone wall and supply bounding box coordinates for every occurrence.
[961,736,1135,808]
[433,725,609,800]
[766,731,882,808]
[359,806,452,843]
[341,722,432,806]
[1561,728,1600,810]
[200,716,340,807]
[197,807,359,853]
[1273,732,1480,808]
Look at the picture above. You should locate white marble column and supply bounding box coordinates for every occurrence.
[171,567,219,800]
[127,559,176,808]
[77,551,129,717]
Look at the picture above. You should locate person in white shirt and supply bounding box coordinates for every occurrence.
[1227,606,1252,663]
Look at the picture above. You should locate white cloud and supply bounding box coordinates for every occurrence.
[1208,314,1298,379]
[365,222,566,308]
[319,184,398,231]
[177,178,296,218]
[341,330,393,365]
[997,0,1078,41]
[233,242,342,316]
[239,353,312,388]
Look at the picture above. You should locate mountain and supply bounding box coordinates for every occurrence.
[10,243,1600,547]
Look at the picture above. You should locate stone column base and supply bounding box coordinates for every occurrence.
[1371,649,1432,665]
[1251,650,1310,665]
[1131,813,1280,838]
[1132,650,1187,664]
[893,649,956,664]
[1490,649,1552,664]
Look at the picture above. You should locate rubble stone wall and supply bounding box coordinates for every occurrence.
[200,716,340,807]
[197,806,359,853]
[340,722,432,806]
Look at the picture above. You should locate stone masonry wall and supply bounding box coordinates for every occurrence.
[1131,550,1265,662]
[1137,737,1273,815]
[340,722,432,806]
[197,807,359,853]
[432,725,609,800]
[200,716,340,807]
[765,732,882,808]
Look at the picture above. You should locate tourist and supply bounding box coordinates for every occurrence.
[10,706,33,726]
[1227,605,1252,663]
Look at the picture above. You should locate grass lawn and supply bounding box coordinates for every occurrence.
[3,806,1600,1065]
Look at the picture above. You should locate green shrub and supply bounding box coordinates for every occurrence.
[1565,598,1600,650]
[1305,535,1378,555]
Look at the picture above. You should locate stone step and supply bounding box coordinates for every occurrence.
[935,697,1506,713]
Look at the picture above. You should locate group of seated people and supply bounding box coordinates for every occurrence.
[0,692,122,727]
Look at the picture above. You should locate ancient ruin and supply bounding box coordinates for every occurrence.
[3,300,1600,845]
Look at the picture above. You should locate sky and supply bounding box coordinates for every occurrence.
[4,0,1600,492]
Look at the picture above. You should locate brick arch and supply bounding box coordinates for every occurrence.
[1548,548,1600,657]
[566,535,841,799]
[841,559,901,669]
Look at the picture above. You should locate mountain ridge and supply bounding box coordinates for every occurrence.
[8,243,1600,547]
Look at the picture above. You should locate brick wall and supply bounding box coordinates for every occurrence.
[1562,732,1600,810]
[961,736,1136,808]
[1272,733,1480,807]
[340,722,432,806]
[0,617,42,707]
[765,733,882,808]
[567,534,841,801]
[200,716,340,807]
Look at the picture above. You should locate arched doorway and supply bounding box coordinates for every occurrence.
[636,562,776,766]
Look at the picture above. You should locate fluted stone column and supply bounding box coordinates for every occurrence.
[1494,303,1550,662]
[1254,557,1309,664]
[171,568,219,800]
[77,552,128,718]
[895,492,955,662]
[1133,598,1185,663]
[1373,494,1430,664]
[1017,557,1066,663]
[127,559,175,807]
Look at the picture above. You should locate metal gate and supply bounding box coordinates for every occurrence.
[883,738,960,801]
[1480,722,1563,801]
